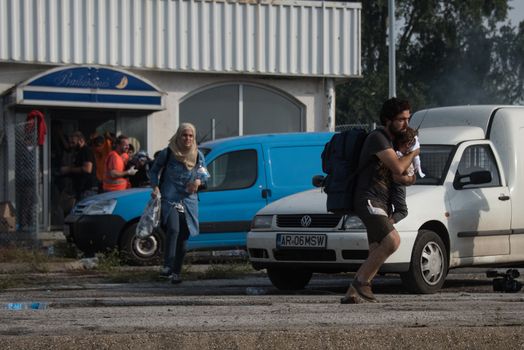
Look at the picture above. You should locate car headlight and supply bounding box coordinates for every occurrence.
[251,215,273,229]
[82,199,117,215]
[342,215,365,230]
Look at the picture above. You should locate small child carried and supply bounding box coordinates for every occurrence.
[388,127,423,224]
[395,127,425,178]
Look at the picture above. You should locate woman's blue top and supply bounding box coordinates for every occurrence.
[149,148,206,237]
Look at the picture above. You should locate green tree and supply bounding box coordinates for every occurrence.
[336,0,524,126]
[489,22,524,103]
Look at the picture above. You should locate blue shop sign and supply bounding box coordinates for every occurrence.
[16,65,165,110]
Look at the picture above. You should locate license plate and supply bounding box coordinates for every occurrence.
[276,234,327,249]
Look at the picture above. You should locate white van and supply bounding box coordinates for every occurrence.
[247,105,524,293]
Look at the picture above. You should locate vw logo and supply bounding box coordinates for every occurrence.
[300,215,312,227]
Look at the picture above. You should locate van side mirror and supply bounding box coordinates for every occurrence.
[469,170,492,184]
[312,175,325,188]
[454,170,492,189]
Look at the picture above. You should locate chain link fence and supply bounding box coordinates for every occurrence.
[335,123,376,132]
[0,121,40,245]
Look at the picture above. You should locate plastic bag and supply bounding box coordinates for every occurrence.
[136,195,161,239]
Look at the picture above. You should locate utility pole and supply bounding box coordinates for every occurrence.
[388,0,396,98]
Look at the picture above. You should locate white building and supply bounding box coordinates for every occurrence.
[0,0,361,233]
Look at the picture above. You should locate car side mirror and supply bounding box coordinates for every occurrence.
[312,175,325,188]
[454,170,492,189]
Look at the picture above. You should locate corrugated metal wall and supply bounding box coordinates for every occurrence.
[0,0,361,78]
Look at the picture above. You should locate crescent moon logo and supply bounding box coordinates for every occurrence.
[115,76,128,89]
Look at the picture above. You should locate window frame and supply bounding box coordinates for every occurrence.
[202,149,258,192]
[453,144,502,190]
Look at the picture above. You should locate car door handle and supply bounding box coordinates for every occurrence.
[262,189,272,199]
[498,195,510,201]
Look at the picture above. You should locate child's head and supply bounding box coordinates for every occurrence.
[395,127,417,153]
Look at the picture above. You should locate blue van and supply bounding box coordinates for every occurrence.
[64,132,333,264]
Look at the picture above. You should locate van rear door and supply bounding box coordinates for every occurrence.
[192,144,267,249]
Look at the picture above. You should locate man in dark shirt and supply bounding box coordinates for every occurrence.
[61,131,97,201]
[127,150,152,188]
[341,98,418,304]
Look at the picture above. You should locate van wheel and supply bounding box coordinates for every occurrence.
[120,223,164,266]
[267,267,313,290]
[400,229,448,294]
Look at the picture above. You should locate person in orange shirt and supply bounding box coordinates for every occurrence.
[91,134,112,187]
[102,135,137,191]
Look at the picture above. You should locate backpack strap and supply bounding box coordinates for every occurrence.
[165,147,172,167]
[159,147,172,187]
[159,148,201,187]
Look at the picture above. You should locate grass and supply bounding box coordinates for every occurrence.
[0,245,50,264]
[0,244,258,289]
[0,275,26,290]
[101,261,257,284]
[186,261,255,280]
[103,270,165,283]
[94,249,125,272]
[0,245,73,273]
[0,242,79,264]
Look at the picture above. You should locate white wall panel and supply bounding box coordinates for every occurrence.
[0,0,361,78]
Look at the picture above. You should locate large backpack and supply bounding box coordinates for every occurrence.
[321,128,370,215]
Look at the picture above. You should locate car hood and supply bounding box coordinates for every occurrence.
[257,185,445,217]
[73,188,152,219]
[258,188,327,215]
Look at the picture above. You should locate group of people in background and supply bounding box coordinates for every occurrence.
[51,124,153,218]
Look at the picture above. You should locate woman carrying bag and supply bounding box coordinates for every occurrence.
[149,123,207,284]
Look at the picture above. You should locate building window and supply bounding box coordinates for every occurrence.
[180,83,303,143]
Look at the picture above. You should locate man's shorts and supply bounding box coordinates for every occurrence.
[354,199,394,244]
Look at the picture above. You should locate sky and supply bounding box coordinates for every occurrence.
[508,0,524,24]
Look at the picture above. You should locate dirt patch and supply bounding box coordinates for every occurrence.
[1,327,523,350]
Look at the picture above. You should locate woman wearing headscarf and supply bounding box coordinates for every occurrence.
[149,123,206,284]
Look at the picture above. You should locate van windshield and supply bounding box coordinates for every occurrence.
[199,147,211,156]
[414,145,454,185]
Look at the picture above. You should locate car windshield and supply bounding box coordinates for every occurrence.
[414,145,454,185]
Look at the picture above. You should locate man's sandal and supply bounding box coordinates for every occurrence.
[340,279,379,304]
[351,279,378,303]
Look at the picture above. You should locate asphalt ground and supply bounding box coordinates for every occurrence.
[0,265,523,349]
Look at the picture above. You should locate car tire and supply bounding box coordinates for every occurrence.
[119,223,165,266]
[400,229,448,294]
[267,267,313,290]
